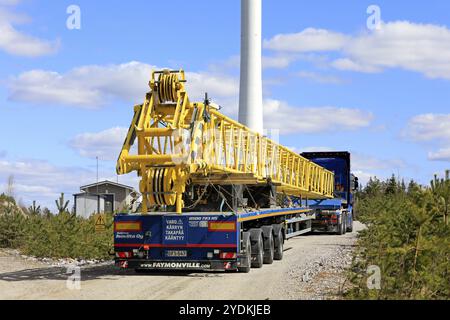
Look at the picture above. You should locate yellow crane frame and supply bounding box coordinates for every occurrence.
[117,69,334,214]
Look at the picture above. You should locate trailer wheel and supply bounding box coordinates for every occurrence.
[337,217,345,235]
[272,224,284,261]
[249,229,264,268]
[261,226,274,264]
[346,214,353,233]
[238,232,251,273]
[343,214,347,234]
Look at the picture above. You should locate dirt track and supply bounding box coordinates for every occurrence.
[0,222,363,300]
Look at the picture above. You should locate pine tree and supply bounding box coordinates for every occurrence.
[430,172,449,225]
[28,201,41,215]
[55,193,70,214]
[385,174,398,195]
[348,173,450,299]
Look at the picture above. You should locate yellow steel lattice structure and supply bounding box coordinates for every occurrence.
[117,69,334,213]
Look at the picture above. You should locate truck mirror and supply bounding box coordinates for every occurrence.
[354,177,359,191]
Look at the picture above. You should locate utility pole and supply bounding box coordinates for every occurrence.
[96,156,99,214]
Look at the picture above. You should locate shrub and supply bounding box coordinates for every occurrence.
[0,205,114,260]
[0,204,26,248]
[347,174,450,300]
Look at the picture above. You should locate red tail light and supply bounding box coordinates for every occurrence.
[219,252,237,259]
[116,251,133,258]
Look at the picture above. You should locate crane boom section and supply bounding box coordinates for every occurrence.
[117,70,334,213]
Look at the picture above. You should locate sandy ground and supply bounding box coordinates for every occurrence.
[0,222,363,300]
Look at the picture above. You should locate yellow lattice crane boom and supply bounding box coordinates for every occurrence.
[117,69,334,214]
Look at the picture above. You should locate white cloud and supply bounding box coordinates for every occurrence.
[8,62,154,107]
[69,127,127,161]
[331,58,381,73]
[0,0,21,5]
[209,54,314,71]
[0,158,89,209]
[428,148,450,162]
[0,157,139,210]
[404,113,450,162]
[0,3,59,57]
[297,71,346,84]
[8,61,238,107]
[265,21,450,80]
[352,170,378,186]
[284,146,397,186]
[352,153,405,171]
[404,113,450,142]
[185,71,238,101]
[263,55,298,69]
[264,28,348,52]
[263,99,373,134]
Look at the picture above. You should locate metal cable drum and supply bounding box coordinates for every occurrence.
[158,73,179,103]
[143,168,177,207]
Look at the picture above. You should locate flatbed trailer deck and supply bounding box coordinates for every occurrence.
[114,206,314,272]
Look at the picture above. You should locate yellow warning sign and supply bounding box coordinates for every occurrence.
[95,213,106,232]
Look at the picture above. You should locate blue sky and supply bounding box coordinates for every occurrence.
[0,0,449,210]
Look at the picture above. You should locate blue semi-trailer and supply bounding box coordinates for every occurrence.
[114,151,358,273]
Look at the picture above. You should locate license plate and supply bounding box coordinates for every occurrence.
[165,250,188,258]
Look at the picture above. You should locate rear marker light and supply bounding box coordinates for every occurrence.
[219,252,237,259]
[208,221,236,232]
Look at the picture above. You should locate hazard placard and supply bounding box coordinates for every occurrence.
[95,213,106,232]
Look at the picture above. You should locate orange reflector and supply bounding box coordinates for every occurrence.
[208,221,236,232]
[114,221,142,232]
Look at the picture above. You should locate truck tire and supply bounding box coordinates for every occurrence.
[272,224,284,261]
[337,216,345,235]
[261,226,274,264]
[346,214,353,233]
[249,228,264,268]
[343,214,347,234]
[238,232,251,273]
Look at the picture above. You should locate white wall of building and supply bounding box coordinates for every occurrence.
[75,194,104,218]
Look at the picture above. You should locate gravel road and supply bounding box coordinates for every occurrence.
[0,222,363,300]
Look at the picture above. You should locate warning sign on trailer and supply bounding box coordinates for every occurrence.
[95,213,106,232]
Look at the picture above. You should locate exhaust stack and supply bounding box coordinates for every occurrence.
[238,0,263,134]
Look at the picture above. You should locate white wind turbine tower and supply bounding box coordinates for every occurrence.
[238,0,264,134]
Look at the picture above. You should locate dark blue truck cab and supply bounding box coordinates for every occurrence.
[301,151,358,234]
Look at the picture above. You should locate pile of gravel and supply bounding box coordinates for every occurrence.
[4,249,111,268]
[285,244,355,300]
